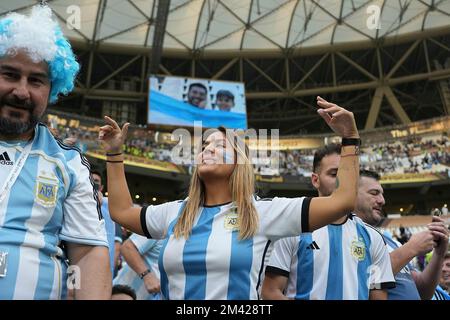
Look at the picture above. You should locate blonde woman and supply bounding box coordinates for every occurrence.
[100,96,360,300]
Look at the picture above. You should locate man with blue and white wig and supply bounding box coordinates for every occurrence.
[0,5,111,299]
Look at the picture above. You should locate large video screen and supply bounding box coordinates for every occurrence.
[148,76,247,129]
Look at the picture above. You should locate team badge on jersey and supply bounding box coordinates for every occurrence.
[351,239,366,261]
[35,174,59,207]
[224,210,239,231]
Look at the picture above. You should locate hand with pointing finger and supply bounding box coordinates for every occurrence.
[316,96,359,139]
[98,116,130,154]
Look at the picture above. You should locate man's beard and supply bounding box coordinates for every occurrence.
[0,95,40,138]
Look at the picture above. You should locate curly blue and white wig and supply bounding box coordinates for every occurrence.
[0,5,79,104]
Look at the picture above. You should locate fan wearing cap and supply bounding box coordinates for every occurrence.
[0,5,111,299]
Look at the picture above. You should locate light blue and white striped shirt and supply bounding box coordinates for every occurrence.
[0,124,107,299]
[141,197,310,300]
[266,214,395,300]
[113,233,162,300]
[383,232,421,300]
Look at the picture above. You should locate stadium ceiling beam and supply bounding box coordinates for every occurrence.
[212,58,239,79]
[365,87,384,130]
[336,52,378,81]
[292,97,318,112]
[158,63,172,75]
[148,0,170,75]
[95,53,115,73]
[85,0,106,90]
[376,47,384,78]
[245,67,450,99]
[331,53,337,87]
[428,37,450,53]
[73,88,146,100]
[250,107,369,123]
[384,86,411,124]
[291,53,329,92]
[244,58,285,92]
[393,88,421,104]
[239,57,244,82]
[386,40,421,79]
[285,57,290,90]
[246,59,281,88]
[247,81,378,99]
[423,39,431,73]
[140,56,147,92]
[389,68,450,85]
[70,25,450,59]
[91,55,142,90]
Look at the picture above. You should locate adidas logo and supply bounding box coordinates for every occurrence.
[0,151,13,165]
[306,241,320,250]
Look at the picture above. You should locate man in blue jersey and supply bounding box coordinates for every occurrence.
[262,144,395,300]
[113,233,162,300]
[353,170,449,300]
[0,5,111,299]
[92,171,123,278]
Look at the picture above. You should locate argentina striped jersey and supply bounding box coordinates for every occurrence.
[0,124,107,299]
[266,214,395,299]
[140,197,311,300]
[383,232,421,300]
[113,233,163,300]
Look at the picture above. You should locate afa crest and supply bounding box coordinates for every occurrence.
[351,239,366,261]
[35,175,59,207]
[224,209,239,231]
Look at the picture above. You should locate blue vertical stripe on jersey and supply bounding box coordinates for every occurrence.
[34,251,57,299]
[182,207,218,299]
[355,222,372,300]
[326,226,343,300]
[295,233,314,300]
[0,155,39,299]
[158,213,181,300]
[226,231,253,299]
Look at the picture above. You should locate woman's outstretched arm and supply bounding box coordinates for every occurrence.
[308,97,360,231]
[99,116,144,235]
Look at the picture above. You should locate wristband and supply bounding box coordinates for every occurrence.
[341,138,361,146]
[106,152,123,156]
[139,269,151,279]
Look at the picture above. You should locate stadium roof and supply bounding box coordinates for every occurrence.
[2,0,450,57]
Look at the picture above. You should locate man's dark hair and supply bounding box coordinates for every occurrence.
[313,143,341,173]
[359,169,381,181]
[90,170,103,190]
[90,170,103,183]
[188,82,207,93]
[112,284,136,300]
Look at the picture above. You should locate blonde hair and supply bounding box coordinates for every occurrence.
[173,128,259,240]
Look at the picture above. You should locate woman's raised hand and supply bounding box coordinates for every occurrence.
[99,116,130,153]
[316,96,359,139]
